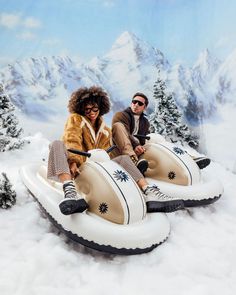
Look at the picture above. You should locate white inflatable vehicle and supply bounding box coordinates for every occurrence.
[140,134,223,207]
[19,135,223,255]
[19,145,170,255]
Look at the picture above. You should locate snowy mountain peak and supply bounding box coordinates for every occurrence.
[111,31,142,50]
[192,48,221,82]
[106,31,169,70]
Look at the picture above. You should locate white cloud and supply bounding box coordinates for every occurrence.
[23,17,41,29]
[0,13,21,29]
[215,37,230,49]
[0,12,41,30]
[17,31,37,40]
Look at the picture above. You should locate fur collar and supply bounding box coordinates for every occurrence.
[81,116,106,144]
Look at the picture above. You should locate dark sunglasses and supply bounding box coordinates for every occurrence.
[84,106,99,114]
[132,100,145,106]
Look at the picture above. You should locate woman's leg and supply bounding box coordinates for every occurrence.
[47,140,71,182]
[47,140,88,215]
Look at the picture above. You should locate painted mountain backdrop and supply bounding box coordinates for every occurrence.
[0,31,235,136]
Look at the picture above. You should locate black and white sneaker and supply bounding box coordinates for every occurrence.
[59,181,88,215]
[143,184,184,213]
[194,157,211,169]
[136,159,148,175]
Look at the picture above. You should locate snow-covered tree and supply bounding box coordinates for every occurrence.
[149,76,199,148]
[0,172,16,209]
[0,83,26,152]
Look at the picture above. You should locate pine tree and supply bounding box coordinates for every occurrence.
[0,83,26,152]
[149,76,199,148]
[0,172,16,209]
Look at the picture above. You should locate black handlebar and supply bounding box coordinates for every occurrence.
[68,145,117,157]
[106,145,117,153]
[67,149,91,157]
[134,134,151,140]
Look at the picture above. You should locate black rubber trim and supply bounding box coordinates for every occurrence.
[26,189,168,255]
[183,194,222,207]
[146,200,184,213]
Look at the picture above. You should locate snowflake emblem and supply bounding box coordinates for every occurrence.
[113,170,129,182]
[98,202,108,214]
[168,171,176,180]
[173,147,185,155]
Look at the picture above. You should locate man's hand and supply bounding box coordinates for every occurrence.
[69,162,80,178]
[134,145,146,156]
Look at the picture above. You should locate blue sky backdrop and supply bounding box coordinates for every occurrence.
[1,0,236,66]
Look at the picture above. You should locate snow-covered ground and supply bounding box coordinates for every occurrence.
[0,130,236,295]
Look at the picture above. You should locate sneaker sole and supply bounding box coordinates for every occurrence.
[59,199,89,215]
[195,158,211,169]
[146,200,184,213]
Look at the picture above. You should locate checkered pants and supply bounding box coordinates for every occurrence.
[47,140,143,182]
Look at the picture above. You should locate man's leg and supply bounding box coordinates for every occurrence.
[111,122,138,160]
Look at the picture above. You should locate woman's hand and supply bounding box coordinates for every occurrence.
[69,162,80,178]
[134,145,146,156]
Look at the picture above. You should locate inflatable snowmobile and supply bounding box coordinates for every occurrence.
[139,134,223,207]
[19,134,223,255]
[19,146,170,255]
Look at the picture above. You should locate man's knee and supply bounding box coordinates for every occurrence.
[112,122,129,142]
[112,122,126,133]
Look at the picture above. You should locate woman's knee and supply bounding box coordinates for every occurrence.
[50,140,64,149]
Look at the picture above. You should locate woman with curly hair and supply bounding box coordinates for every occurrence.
[47,86,181,216]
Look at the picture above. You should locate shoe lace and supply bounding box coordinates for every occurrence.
[63,182,77,199]
[145,184,172,200]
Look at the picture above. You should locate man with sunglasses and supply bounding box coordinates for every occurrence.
[112,93,211,172]
[111,92,150,175]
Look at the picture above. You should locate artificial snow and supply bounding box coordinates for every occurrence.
[0,131,235,295]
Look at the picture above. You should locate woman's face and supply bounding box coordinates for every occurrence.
[84,103,100,123]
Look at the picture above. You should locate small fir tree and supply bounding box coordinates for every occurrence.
[0,83,26,152]
[0,172,16,209]
[149,76,199,148]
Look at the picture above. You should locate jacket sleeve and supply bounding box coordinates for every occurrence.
[62,114,86,167]
[112,111,139,148]
[101,127,113,151]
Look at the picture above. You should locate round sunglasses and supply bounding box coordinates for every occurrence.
[84,106,99,114]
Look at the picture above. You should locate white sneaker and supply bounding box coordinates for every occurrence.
[143,184,184,213]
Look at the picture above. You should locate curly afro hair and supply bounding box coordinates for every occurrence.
[68,86,111,116]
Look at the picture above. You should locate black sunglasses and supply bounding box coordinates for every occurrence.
[132,100,145,106]
[84,106,99,114]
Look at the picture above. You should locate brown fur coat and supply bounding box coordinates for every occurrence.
[62,113,111,166]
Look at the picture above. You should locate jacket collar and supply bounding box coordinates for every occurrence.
[125,107,146,118]
[82,116,106,143]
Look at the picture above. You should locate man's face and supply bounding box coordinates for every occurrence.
[130,95,146,115]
